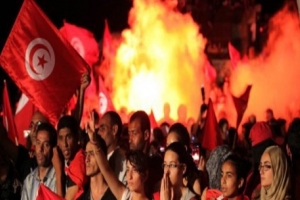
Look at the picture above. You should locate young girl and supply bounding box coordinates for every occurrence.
[160,142,197,200]
[202,154,250,200]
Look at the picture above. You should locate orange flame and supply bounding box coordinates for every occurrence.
[230,3,300,125]
[112,0,207,122]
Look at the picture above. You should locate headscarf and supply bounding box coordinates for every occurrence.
[206,145,232,189]
[260,145,290,200]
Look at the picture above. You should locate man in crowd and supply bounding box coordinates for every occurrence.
[286,118,300,199]
[98,111,127,184]
[128,110,163,196]
[21,123,59,199]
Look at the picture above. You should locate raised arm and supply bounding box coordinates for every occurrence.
[86,112,126,200]
[72,71,91,124]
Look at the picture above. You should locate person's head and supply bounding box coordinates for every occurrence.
[167,123,191,153]
[266,108,274,122]
[57,115,80,161]
[286,118,300,163]
[98,111,122,151]
[35,123,57,168]
[163,142,189,187]
[248,114,256,124]
[29,111,49,145]
[126,150,149,192]
[177,104,187,122]
[84,134,107,177]
[128,111,150,151]
[249,122,273,147]
[259,146,290,199]
[206,145,232,189]
[219,118,229,133]
[163,103,171,117]
[153,127,165,147]
[221,154,250,198]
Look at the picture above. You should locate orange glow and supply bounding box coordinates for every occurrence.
[112,0,206,121]
[230,4,300,126]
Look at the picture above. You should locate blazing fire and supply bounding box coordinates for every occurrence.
[230,4,300,125]
[112,0,207,121]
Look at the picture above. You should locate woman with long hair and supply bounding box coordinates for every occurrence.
[166,123,204,195]
[160,142,197,200]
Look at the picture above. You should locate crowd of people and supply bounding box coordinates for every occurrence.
[0,70,299,200]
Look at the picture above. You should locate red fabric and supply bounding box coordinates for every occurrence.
[14,93,36,146]
[206,189,249,200]
[102,19,115,58]
[149,109,158,129]
[99,76,115,116]
[206,189,222,199]
[153,191,160,200]
[0,0,87,125]
[228,42,241,71]
[249,122,273,146]
[204,59,217,82]
[65,149,87,199]
[2,81,18,145]
[201,99,223,151]
[232,85,252,129]
[36,184,64,200]
[59,21,99,67]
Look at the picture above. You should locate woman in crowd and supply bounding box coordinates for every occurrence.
[85,111,149,200]
[166,123,203,195]
[219,154,250,200]
[258,145,291,200]
[160,142,197,200]
[202,153,251,200]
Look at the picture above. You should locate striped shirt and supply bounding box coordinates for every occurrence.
[21,165,56,200]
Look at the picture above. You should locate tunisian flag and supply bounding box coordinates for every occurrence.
[65,149,87,199]
[14,93,36,146]
[60,21,99,66]
[99,77,115,116]
[0,0,87,124]
[102,19,115,58]
[201,99,223,151]
[232,85,252,129]
[2,81,18,145]
[36,184,64,200]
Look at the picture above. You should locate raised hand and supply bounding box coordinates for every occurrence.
[85,111,97,145]
[160,172,172,200]
[198,156,206,171]
[80,71,91,91]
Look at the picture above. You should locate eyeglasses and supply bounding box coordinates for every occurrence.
[258,164,272,172]
[162,163,183,169]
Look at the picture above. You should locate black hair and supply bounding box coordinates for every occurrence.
[104,111,123,141]
[153,127,165,146]
[223,154,251,192]
[126,150,149,176]
[218,118,229,128]
[168,123,191,153]
[83,134,107,156]
[129,110,150,133]
[287,118,300,161]
[57,115,79,139]
[36,122,57,147]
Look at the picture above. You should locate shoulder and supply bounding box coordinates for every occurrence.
[121,188,131,200]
